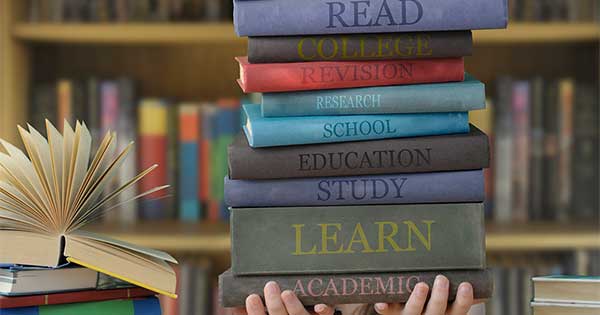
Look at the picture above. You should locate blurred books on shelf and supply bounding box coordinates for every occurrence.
[27,0,234,23]
[470,77,599,223]
[29,77,241,224]
[508,0,599,22]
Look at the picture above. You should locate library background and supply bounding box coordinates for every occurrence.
[0,1,598,314]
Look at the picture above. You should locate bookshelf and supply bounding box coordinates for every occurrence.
[88,222,600,253]
[0,0,598,253]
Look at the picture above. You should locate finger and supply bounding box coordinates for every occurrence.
[403,282,429,315]
[281,290,310,315]
[264,281,288,315]
[245,294,266,315]
[374,303,403,315]
[448,282,474,315]
[314,304,336,315]
[231,307,248,315]
[424,275,449,315]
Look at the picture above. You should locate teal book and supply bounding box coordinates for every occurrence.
[262,74,485,117]
[0,297,160,315]
[230,203,486,275]
[242,104,469,148]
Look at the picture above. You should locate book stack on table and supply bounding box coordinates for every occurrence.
[219,0,508,308]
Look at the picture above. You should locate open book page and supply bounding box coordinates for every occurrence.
[64,232,177,297]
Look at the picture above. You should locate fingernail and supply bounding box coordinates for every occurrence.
[281,290,295,301]
[315,304,325,313]
[459,283,472,295]
[246,294,262,310]
[435,275,449,289]
[375,303,388,311]
[416,283,429,297]
[265,281,280,294]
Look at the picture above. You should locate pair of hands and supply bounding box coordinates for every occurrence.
[232,275,475,315]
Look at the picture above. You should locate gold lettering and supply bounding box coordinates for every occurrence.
[416,35,432,56]
[292,224,317,255]
[377,36,394,57]
[317,38,339,59]
[375,221,402,252]
[319,223,344,254]
[341,37,359,59]
[298,38,318,60]
[403,220,435,251]
[344,223,375,253]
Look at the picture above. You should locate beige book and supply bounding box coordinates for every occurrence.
[0,120,177,298]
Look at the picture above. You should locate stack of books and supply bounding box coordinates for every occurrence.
[219,0,507,308]
[0,122,177,314]
[531,276,600,315]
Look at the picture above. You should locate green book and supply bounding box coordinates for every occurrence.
[230,203,486,276]
[1,297,160,315]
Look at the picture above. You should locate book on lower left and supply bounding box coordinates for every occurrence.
[0,120,178,312]
[0,296,161,315]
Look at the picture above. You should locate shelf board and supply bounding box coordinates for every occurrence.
[89,221,600,253]
[12,23,245,44]
[474,23,600,44]
[12,22,599,45]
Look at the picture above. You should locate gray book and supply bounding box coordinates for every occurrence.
[231,203,486,276]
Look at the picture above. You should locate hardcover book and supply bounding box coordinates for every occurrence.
[225,170,484,207]
[247,31,473,63]
[532,275,600,304]
[0,297,161,315]
[230,203,486,275]
[236,56,465,93]
[233,0,508,36]
[0,288,154,309]
[219,269,493,307]
[242,104,469,147]
[228,125,490,179]
[178,104,201,221]
[0,267,98,296]
[261,74,485,117]
[0,121,177,297]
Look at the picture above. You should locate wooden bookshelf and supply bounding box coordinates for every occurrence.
[12,22,600,45]
[88,221,600,253]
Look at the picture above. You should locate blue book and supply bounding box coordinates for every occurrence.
[0,297,160,315]
[225,170,484,207]
[234,0,508,36]
[262,74,485,117]
[242,104,469,147]
[179,143,199,221]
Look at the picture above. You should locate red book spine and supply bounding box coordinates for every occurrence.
[236,56,464,93]
[0,288,154,309]
[138,135,168,198]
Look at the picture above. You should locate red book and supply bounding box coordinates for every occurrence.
[0,288,154,309]
[236,56,464,93]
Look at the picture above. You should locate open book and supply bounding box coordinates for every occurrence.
[0,120,177,298]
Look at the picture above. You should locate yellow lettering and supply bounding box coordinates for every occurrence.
[344,223,375,253]
[319,223,344,254]
[377,36,394,57]
[292,224,317,255]
[298,38,317,60]
[375,221,402,252]
[317,38,339,59]
[341,37,359,59]
[403,220,435,251]
[416,35,432,56]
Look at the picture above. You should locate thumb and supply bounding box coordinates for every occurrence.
[313,304,336,315]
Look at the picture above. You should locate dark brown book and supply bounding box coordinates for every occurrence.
[248,31,472,63]
[228,125,489,180]
[219,269,493,307]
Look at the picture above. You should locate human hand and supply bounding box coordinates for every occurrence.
[230,281,337,315]
[373,275,474,315]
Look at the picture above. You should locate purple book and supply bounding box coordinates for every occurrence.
[225,170,484,207]
[234,0,508,36]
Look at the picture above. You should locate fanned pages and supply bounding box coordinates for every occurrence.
[0,120,177,298]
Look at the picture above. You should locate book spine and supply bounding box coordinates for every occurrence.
[100,81,121,224]
[529,77,545,220]
[543,80,560,219]
[225,170,484,207]
[248,31,473,63]
[0,288,154,309]
[511,81,530,222]
[57,79,73,131]
[234,0,508,36]
[138,99,169,220]
[557,78,574,221]
[238,57,464,93]
[219,269,493,307]
[231,203,486,275]
[493,77,513,223]
[117,78,138,224]
[243,104,469,148]
[179,105,201,222]
[261,75,485,117]
[9,297,161,315]
[200,106,218,222]
[228,126,490,179]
